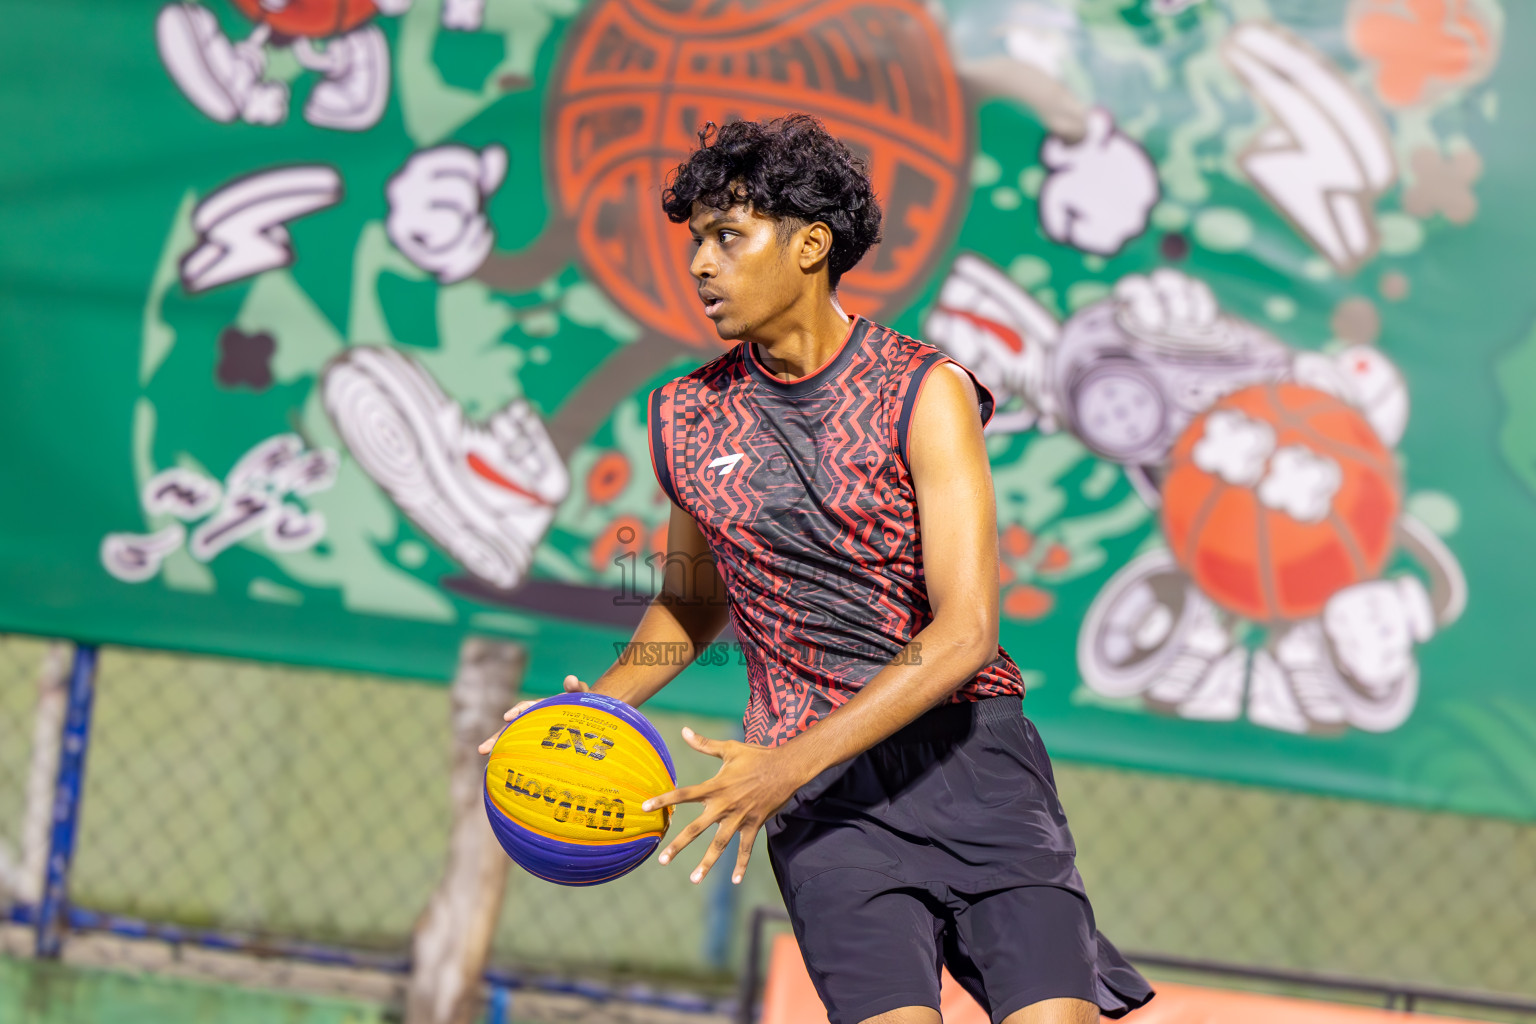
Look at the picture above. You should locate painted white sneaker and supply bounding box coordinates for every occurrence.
[1246,647,1311,734]
[923,253,1060,433]
[321,346,568,590]
[297,25,390,131]
[156,4,288,125]
[1263,621,1349,734]
[1170,646,1247,722]
[1079,548,1244,721]
[1079,550,1206,698]
[1144,598,1243,721]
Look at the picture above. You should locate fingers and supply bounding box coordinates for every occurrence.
[687,822,739,884]
[657,808,718,868]
[477,723,509,756]
[1114,274,1163,331]
[642,784,704,812]
[479,694,539,754]
[502,699,536,722]
[680,725,723,757]
[477,677,590,756]
[730,824,758,885]
[1081,105,1113,145]
[478,142,508,194]
[652,802,760,884]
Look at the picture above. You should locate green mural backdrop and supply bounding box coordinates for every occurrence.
[3,0,1535,819]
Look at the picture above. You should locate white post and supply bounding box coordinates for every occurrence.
[9,642,74,906]
[405,637,524,1024]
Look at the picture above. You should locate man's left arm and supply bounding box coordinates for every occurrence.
[643,363,1002,884]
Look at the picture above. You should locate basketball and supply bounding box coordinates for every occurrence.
[483,692,676,886]
[230,0,379,38]
[547,0,969,350]
[1161,383,1401,623]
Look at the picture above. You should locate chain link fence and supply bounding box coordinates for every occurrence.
[1061,765,1536,999]
[0,636,52,909]
[71,644,452,952]
[1,632,1534,1019]
[0,635,753,992]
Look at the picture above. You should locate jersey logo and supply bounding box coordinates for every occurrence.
[708,453,746,477]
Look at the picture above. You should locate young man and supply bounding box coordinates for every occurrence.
[481,115,1153,1024]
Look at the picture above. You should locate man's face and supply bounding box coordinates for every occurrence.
[687,202,806,340]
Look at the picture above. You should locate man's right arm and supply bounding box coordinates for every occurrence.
[584,500,732,706]
[478,501,730,753]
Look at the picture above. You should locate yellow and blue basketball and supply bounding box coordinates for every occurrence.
[483,692,676,886]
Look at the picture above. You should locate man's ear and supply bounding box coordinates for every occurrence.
[798,221,834,273]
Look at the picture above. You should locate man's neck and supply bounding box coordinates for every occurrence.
[749,295,853,382]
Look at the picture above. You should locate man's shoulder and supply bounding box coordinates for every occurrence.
[858,317,946,375]
[858,317,996,445]
[652,343,745,403]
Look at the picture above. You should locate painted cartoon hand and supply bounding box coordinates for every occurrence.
[1038,108,1159,256]
[477,675,590,756]
[385,144,508,284]
[1113,267,1220,338]
[1292,346,1409,446]
[237,77,288,126]
[441,0,485,31]
[1322,577,1434,698]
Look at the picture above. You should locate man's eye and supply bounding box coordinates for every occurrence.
[719,231,737,243]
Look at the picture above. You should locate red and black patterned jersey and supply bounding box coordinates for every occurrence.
[647,315,1027,747]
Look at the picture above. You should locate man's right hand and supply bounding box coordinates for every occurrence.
[477,674,591,755]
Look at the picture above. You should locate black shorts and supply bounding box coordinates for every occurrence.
[765,696,1154,1024]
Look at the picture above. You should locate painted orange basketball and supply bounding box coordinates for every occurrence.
[548,0,970,350]
[1161,384,1401,623]
[231,0,378,38]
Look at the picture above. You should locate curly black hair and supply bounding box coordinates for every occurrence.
[660,115,883,289]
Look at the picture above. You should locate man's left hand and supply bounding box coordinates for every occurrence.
[642,728,810,885]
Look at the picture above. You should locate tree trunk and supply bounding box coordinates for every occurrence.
[545,330,696,458]
[404,638,526,1024]
[959,56,1088,141]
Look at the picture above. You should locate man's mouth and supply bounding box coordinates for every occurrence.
[701,294,725,318]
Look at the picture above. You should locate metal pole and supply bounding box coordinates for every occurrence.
[35,644,99,958]
[735,906,780,1024]
[484,984,512,1024]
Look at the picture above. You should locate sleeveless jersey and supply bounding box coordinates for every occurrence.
[647,315,1027,747]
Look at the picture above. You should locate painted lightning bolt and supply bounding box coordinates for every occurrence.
[1223,23,1396,275]
[180,165,343,294]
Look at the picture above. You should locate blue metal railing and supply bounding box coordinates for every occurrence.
[34,644,97,958]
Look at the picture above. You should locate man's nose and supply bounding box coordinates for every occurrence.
[690,244,715,280]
